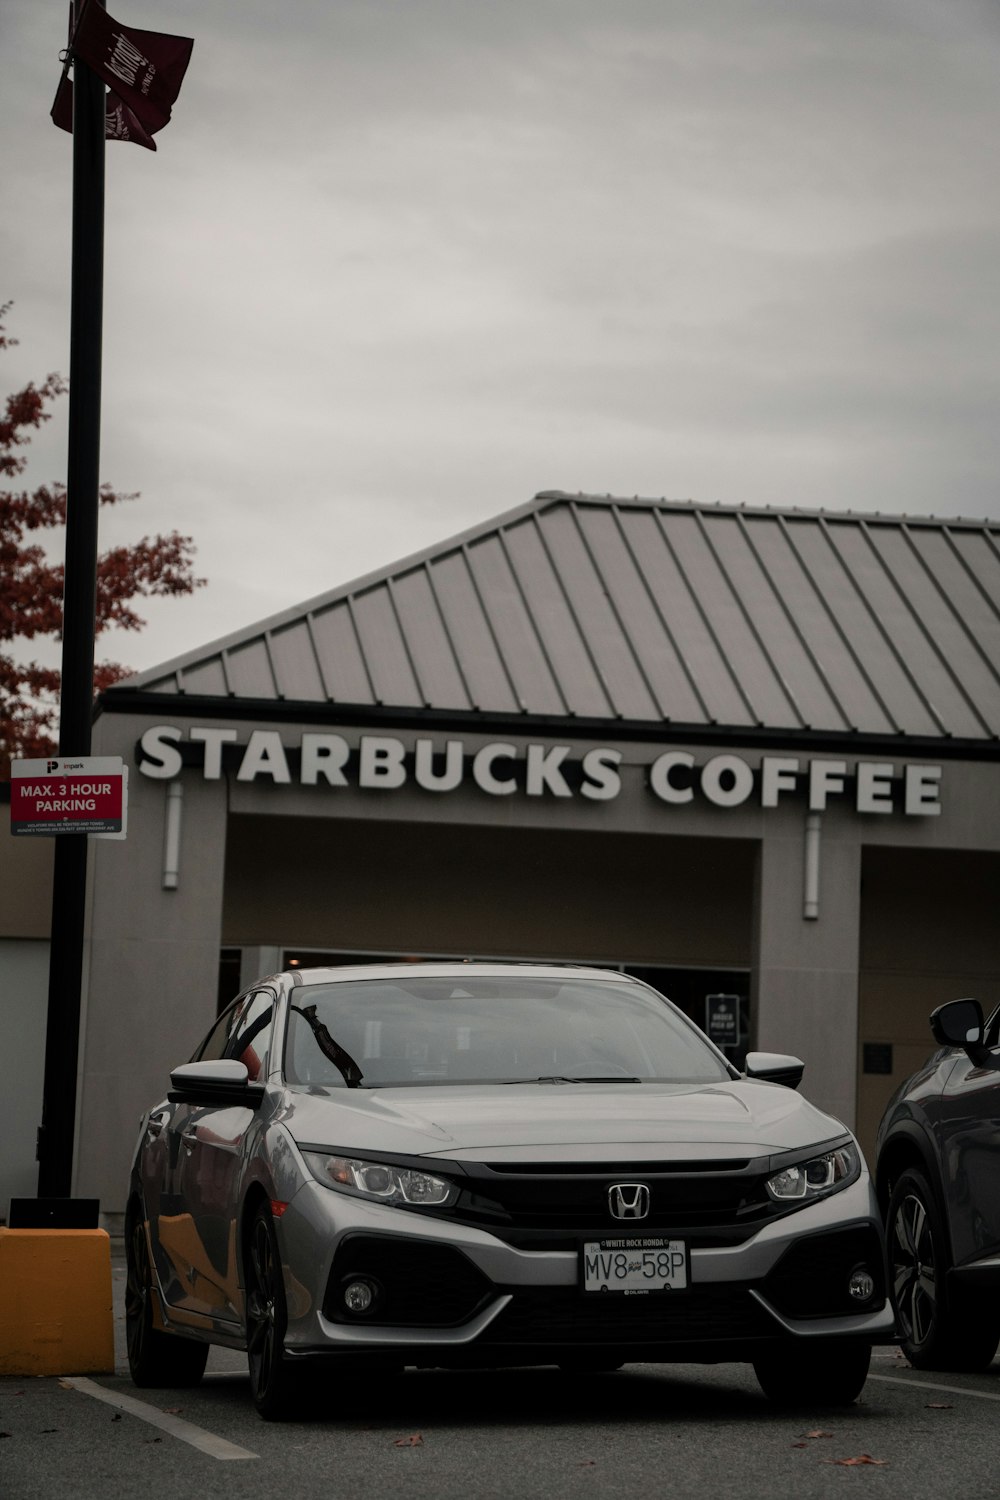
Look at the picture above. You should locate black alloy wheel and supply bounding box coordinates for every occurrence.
[125,1210,208,1387]
[887,1167,1000,1371]
[752,1339,871,1406]
[245,1201,302,1419]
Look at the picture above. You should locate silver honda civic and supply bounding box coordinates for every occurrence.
[126,962,893,1418]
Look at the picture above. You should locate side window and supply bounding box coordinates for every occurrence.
[984,1005,1000,1051]
[194,1005,239,1063]
[225,991,275,1081]
[194,989,275,1078]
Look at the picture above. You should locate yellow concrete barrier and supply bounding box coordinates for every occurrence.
[0,1227,115,1375]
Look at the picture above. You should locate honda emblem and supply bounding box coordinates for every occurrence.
[608,1183,650,1220]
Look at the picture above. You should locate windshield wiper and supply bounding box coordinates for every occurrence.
[291,1005,364,1088]
[503,1075,643,1085]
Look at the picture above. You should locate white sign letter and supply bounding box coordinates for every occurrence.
[415,739,464,792]
[139,725,183,780]
[190,726,238,780]
[649,751,695,804]
[580,748,622,801]
[905,764,942,816]
[473,743,518,796]
[300,733,350,786]
[701,754,754,808]
[761,757,799,807]
[857,762,894,814]
[526,744,573,798]
[359,736,407,788]
[237,731,292,784]
[809,759,847,811]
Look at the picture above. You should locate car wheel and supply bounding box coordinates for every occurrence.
[752,1340,871,1406]
[125,1212,208,1388]
[887,1167,1000,1371]
[245,1202,302,1420]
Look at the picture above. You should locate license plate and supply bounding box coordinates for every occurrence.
[581,1237,688,1294]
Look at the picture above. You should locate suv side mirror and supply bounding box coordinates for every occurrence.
[744,1052,804,1090]
[930,998,997,1071]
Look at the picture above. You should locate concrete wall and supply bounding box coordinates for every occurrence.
[0,825,53,1215]
[0,940,49,1215]
[75,715,230,1209]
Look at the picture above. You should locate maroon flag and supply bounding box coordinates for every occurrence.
[68,0,193,135]
[51,71,158,150]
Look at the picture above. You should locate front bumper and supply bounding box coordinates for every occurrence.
[277,1174,895,1363]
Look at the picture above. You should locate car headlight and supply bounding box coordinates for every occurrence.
[302,1152,458,1208]
[766,1143,860,1203]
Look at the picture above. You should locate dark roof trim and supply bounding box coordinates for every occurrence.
[96,686,1000,762]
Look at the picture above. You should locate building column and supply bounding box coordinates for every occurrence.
[752,817,861,1132]
[74,767,229,1213]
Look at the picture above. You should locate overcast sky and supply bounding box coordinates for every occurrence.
[4,0,999,678]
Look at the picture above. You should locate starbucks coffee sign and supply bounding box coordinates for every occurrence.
[137,724,942,817]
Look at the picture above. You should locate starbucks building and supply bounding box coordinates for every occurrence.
[5,492,1000,1220]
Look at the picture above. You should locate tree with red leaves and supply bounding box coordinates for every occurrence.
[1,301,203,776]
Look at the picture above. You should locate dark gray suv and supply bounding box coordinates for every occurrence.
[875,998,1000,1371]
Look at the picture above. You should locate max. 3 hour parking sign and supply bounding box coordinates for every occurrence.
[10,756,128,838]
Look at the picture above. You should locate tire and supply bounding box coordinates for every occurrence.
[887,1167,1000,1372]
[753,1340,871,1406]
[125,1212,208,1388]
[244,1202,303,1420]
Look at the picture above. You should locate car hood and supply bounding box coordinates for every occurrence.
[283,1080,847,1162]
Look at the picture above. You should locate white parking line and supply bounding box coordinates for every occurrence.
[868,1373,1000,1404]
[62,1377,259,1460]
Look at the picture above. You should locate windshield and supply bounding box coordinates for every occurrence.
[282,975,729,1087]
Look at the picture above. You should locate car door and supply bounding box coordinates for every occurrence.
[154,989,276,1323]
[931,1004,1000,1269]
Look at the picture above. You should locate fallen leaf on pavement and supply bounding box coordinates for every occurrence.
[57,1381,74,1390]
[925,1404,952,1410]
[823,1455,888,1467]
[578,1459,597,1466]
[805,1431,834,1439]
[393,1434,424,1447]
[162,1407,183,1414]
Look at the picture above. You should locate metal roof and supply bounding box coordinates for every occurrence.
[118,493,1000,745]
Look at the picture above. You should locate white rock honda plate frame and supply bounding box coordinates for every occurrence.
[126,962,894,1419]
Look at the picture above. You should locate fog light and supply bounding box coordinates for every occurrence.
[343,1279,376,1314]
[848,1267,876,1303]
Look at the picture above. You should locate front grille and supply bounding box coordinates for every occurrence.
[325,1235,492,1326]
[482,1285,773,1346]
[444,1158,779,1249]
[762,1225,886,1319]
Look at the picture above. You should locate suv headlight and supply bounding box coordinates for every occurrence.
[302,1152,457,1208]
[766,1143,860,1203]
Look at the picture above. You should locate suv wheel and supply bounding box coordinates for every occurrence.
[887,1167,1000,1371]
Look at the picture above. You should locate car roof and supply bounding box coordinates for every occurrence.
[278,961,639,988]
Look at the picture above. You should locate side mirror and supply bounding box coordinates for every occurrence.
[744,1051,805,1090]
[930,998,997,1070]
[168,1059,266,1108]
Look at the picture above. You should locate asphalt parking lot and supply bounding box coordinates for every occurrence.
[3,1260,1000,1500]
